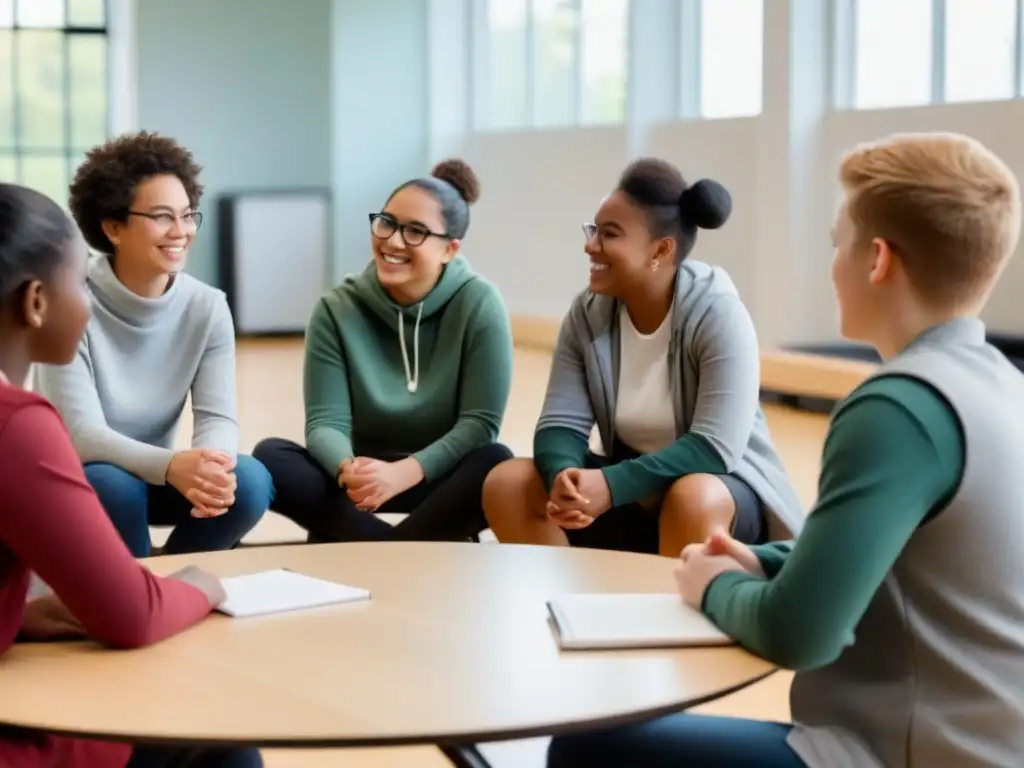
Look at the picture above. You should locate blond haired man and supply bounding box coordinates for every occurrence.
[548,133,1024,767]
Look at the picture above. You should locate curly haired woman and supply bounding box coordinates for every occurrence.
[35,132,272,557]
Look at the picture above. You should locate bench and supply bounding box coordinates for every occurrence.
[760,350,877,407]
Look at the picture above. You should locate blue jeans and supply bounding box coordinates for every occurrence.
[85,455,273,557]
[547,714,806,767]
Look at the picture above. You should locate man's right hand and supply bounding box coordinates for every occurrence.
[166,449,236,518]
[166,564,227,608]
[700,528,766,578]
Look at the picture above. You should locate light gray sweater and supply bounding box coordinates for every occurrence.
[536,259,804,539]
[35,255,239,486]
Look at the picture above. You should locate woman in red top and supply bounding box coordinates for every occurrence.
[0,183,262,767]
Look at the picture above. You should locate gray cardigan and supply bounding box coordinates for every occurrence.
[537,259,804,539]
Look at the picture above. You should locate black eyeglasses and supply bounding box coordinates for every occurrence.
[369,212,448,247]
[128,210,203,232]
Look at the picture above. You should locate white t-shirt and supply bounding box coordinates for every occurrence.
[614,305,676,454]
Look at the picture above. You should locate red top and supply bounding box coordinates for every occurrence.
[0,384,213,768]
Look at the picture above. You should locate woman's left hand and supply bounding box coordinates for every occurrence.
[21,594,85,640]
[344,457,423,512]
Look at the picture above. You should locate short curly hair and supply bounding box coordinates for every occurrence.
[69,131,204,254]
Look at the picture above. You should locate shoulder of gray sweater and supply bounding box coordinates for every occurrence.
[174,273,231,318]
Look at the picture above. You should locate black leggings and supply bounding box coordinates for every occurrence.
[252,438,512,542]
[127,746,262,768]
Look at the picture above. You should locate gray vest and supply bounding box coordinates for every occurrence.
[788,318,1024,768]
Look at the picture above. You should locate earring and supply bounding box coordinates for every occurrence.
[651,259,660,272]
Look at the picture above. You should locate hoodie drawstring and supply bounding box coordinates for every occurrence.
[398,303,423,393]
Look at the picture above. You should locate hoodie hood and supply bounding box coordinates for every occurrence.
[334,257,478,393]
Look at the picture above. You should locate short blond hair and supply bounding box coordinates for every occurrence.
[840,132,1021,307]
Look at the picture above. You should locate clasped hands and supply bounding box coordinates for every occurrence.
[674,527,765,608]
[166,448,237,518]
[338,456,424,512]
[545,468,613,529]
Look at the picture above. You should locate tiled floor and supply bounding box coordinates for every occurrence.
[169,340,829,767]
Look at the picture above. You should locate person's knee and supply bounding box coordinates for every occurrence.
[482,458,546,521]
[467,442,515,472]
[251,437,290,472]
[662,474,735,531]
[84,463,148,517]
[228,455,273,527]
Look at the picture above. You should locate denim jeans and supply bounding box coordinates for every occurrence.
[84,455,273,557]
[547,713,806,768]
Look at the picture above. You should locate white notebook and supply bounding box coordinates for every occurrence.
[216,569,371,618]
[547,593,734,650]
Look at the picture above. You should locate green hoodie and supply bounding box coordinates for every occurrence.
[303,257,513,481]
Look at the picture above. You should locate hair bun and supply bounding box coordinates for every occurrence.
[431,158,480,205]
[679,178,732,230]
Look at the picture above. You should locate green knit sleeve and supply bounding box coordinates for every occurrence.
[701,375,964,671]
[303,298,354,476]
[412,283,514,480]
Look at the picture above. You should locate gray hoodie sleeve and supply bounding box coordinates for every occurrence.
[535,308,596,438]
[35,343,175,485]
[189,294,240,456]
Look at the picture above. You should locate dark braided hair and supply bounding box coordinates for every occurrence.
[0,183,76,306]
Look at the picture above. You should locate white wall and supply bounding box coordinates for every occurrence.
[445,0,1024,347]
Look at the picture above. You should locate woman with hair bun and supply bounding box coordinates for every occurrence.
[254,159,514,542]
[483,158,803,555]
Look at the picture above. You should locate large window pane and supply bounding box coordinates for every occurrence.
[21,154,68,208]
[15,0,64,28]
[68,33,106,148]
[0,0,13,27]
[700,0,764,118]
[485,0,528,130]
[0,30,13,148]
[854,0,932,109]
[67,0,106,28]
[532,0,577,128]
[16,30,66,149]
[944,0,1016,103]
[580,0,627,125]
[0,154,15,182]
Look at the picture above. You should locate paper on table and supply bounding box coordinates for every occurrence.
[216,569,371,618]
[547,593,735,650]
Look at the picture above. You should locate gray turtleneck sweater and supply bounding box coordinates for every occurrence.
[35,255,239,486]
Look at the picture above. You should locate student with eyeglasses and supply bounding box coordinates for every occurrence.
[482,158,803,556]
[35,132,272,557]
[253,160,514,543]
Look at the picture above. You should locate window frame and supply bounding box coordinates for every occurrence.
[469,0,630,132]
[836,0,1024,110]
[1,0,111,194]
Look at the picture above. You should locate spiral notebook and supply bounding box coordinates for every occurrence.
[547,593,734,650]
[216,569,371,618]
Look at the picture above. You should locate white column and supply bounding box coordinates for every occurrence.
[752,0,831,347]
[107,0,137,135]
[625,0,682,159]
[427,0,471,163]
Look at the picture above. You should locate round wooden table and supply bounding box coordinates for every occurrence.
[0,542,774,765]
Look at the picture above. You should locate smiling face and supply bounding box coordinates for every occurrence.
[102,174,200,278]
[584,190,675,297]
[371,184,457,305]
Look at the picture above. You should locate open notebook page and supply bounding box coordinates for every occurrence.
[548,593,735,650]
[216,569,371,618]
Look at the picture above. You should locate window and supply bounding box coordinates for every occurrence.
[853,0,933,109]
[699,0,764,119]
[532,0,576,128]
[475,0,629,131]
[484,0,529,131]
[944,0,1017,103]
[0,0,109,208]
[579,0,628,125]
